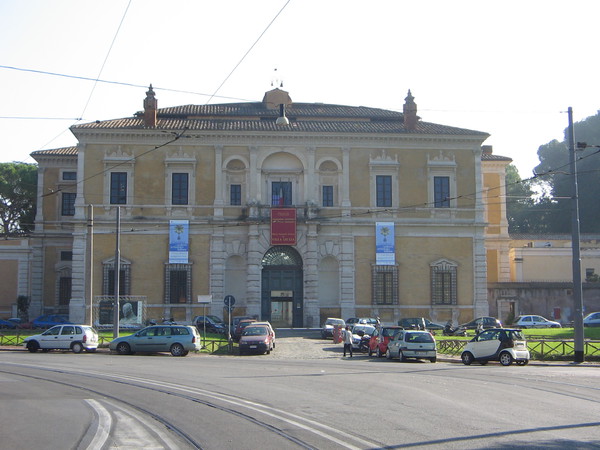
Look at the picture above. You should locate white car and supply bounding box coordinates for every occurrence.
[514,315,561,329]
[321,318,345,339]
[461,328,530,366]
[24,324,99,353]
[386,330,437,363]
[350,324,376,349]
[583,312,600,327]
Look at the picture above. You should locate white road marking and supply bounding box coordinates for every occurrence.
[84,399,112,450]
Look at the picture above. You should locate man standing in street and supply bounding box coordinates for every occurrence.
[342,325,353,357]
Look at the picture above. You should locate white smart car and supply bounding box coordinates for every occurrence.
[461,328,530,366]
[23,324,99,353]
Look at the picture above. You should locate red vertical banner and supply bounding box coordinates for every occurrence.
[271,208,297,245]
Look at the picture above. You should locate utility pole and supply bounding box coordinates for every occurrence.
[86,205,93,326]
[113,206,121,339]
[568,107,584,363]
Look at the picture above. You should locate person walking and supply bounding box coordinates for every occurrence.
[342,325,353,357]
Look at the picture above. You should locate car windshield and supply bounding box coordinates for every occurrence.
[352,325,375,334]
[243,326,268,336]
[382,328,401,337]
[508,330,525,340]
[207,315,224,324]
[405,332,434,343]
[326,319,344,326]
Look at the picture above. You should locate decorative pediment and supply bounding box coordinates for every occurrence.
[427,151,456,166]
[369,149,399,166]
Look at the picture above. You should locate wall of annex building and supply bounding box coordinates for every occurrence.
[82,143,217,212]
[353,234,475,323]
[89,229,211,322]
[0,259,18,315]
[346,146,477,210]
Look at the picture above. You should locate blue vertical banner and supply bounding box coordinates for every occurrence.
[376,222,395,265]
[169,220,189,263]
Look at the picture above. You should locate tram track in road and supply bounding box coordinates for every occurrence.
[1,362,383,450]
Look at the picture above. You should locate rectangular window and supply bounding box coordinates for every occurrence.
[165,264,191,303]
[272,181,292,206]
[322,185,333,207]
[434,176,450,208]
[172,173,189,205]
[61,192,76,216]
[107,269,128,295]
[62,171,76,181]
[58,277,72,305]
[372,265,398,305]
[431,265,457,305]
[110,172,127,204]
[230,184,241,206]
[376,175,392,207]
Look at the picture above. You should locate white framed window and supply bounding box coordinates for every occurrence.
[103,148,135,206]
[430,259,457,305]
[165,149,196,210]
[427,152,457,208]
[369,150,400,208]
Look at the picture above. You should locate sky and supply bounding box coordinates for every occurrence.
[1,0,599,177]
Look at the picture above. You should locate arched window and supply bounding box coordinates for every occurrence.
[262,246,302,267]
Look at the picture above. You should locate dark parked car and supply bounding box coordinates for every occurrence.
[233,318,257,341]
[398,317,445,331]
[31,314,72,329]
[459,316,502,331]
[0,318,17,329]
[193,315,226,335]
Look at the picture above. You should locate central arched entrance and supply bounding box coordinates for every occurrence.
[261,246,303,328]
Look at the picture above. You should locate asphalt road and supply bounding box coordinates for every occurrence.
[1,330,599,449]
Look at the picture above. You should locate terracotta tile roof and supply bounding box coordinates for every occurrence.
[30,146,78,157]
[71,101,489,137]
[482,153,512,162]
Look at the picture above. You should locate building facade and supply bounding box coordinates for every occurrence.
[30,87,498,328]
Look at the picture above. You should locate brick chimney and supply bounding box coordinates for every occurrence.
[143,84,157,127]
[403,89,418,131]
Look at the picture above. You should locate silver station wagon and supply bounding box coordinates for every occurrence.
[109,325,201,357]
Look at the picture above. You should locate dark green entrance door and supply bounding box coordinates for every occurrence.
[261,246,303,327]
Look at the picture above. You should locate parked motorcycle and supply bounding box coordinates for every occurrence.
[443,322,466,337]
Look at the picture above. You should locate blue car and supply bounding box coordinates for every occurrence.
[31,314,72,329]
[0,318,17,329]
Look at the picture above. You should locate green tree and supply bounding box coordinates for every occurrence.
[533,111,600,233]
[505,164,558,233]
[0,162,37,236]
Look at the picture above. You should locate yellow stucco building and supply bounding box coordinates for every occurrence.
[29,87,508,328]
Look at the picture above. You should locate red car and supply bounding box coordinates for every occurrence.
[233,318,256,342]
[368,326,403,357]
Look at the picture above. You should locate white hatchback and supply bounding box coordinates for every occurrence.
[386,330,437,363]
[24,324,99,353]
[514,315,561,328]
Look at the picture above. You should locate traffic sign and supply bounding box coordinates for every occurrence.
[224,295,236,307]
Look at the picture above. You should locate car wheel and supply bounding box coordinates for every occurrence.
[461,351,474,365]
[499,351,514,366]
[170,343,186,357]
[385,349,392,359]
[398,351,406,362]
[71,342,83,354]
[116,342,131,355]
[430,357,437,363]
[376,347,383,358]
[27,341,39,353]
